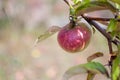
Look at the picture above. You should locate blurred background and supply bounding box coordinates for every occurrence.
[0,0,113,80]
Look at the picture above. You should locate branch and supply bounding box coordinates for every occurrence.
[83,14,120,22]
[64,0,70,6]
[107,39,113,54]
[81,15,120,45]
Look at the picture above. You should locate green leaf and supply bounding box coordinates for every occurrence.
[107,19,118,38]
[110,0,120,5]
[107,19,117,32]
[35,26,61,44]
[115,22,120,39]
[73,0,80,4]
[112,55,120,80]
[87,52,104,62]
[82,62,109,77]
[75,0,90,13]
[62,62,109,80]
[115,3,120,10]
[75,0,117,15]
[118,44,120,52]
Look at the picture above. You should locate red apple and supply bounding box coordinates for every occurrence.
[57,23,92,53]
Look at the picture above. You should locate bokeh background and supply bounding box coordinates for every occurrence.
[0,0,114,80]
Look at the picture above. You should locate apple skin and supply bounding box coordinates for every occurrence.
[57,23,92,53]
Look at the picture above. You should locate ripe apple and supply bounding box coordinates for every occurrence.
[57,23,92,53]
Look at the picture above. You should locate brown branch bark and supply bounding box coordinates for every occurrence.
[82,14,120,22]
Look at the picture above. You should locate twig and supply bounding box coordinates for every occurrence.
[107,39,113,54]
[64,0,69,6]
[107,39,115,68]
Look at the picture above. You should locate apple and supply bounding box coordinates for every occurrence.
[57,23,92,53]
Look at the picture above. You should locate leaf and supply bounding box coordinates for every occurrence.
[110,0,120,5]
[115,3,120,10]
[115,22,120,39]
[36,26,61,43]
[107,19,118,38]
[73,0,80,4]
[87,52,104,62]
[75,0,90,13]
[62,62,109,80]
[82,62,109,77]
[75,0,117,15]
[91,0,117,12]
[62,65,87,80]
[107,19,117,32]
[112,55,120,80]
[87,72,96,80]
[118,44,120,52]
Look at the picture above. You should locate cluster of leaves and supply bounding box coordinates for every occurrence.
[37,0,120,80]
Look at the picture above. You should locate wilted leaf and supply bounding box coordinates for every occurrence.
[36,26,61,43]
[112,55,120,80]
[62,62,109,80]
[62,65,87,80]
[87,52,104,62]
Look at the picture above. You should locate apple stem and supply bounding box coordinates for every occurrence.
[69,16,76,28]
[69,20,75,28]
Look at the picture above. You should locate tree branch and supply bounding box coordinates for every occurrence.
[83,14,120,22]
[64,0,70,6]
[81,15,120,45]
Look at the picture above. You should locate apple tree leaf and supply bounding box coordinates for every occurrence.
[75,0,90,13]
[110,0,120,5]
[87,52,104,62]
[36,26,61,43]
[112,55,120,80]
[82,62,109,77]
[107,20,120,40]
[107,19,118,38]
[107,19,117,32]
[115,22,120,39]
[62,65,87,80]
[72,0,80,4]
[75,0,117,16]
[62,62,109,80]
